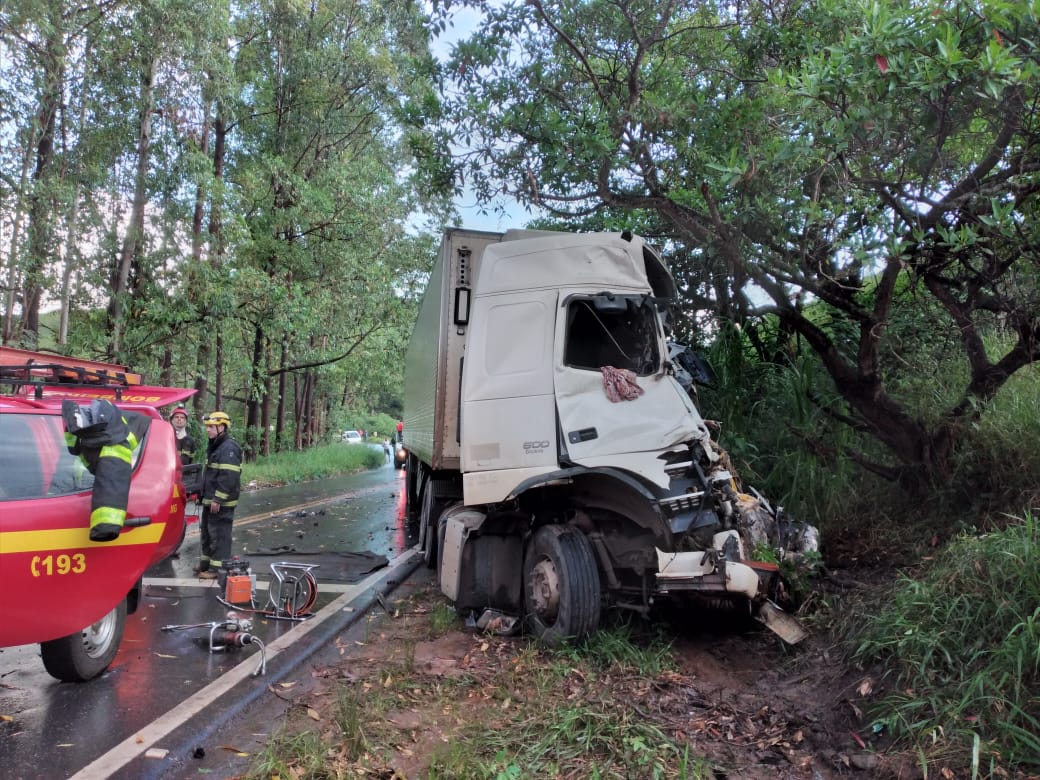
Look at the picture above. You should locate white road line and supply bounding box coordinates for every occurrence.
[69,549,420,780]
[144,576,362,594]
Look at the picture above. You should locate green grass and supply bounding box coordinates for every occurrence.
[244,597,712,780]
[850,511,1040,771]
[245,442,383,486]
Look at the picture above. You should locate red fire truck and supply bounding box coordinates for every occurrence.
[0,347,193,681]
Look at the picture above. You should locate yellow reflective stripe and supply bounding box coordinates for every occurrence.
[99,443,133,465]
[221,499,238,507]
[208,463,242,472]
[64,432,77,446]
[91,506,126,527]
[215,490,229,500]
[0,524,166,552]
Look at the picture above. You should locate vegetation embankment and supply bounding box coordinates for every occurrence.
[241,519,1040,779]
[243,442,384,489]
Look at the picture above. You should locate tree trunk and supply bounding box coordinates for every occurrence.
[23,24,65,348]
[246,323,265,458]
[2,146,33,344]
[108,53,158,360]
[275,340,288,452]
[193,108,226,415]
[260,338,274,456]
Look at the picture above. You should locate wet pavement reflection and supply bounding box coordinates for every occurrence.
[0,458,415,780]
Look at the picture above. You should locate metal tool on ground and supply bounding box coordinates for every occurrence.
[160,613,267,676]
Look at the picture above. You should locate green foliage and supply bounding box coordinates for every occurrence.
[433,0,1040,500]
[1,0,447,454]
[246,443,382,486]
[852,513,1040,768]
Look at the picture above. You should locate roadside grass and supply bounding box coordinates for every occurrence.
[246,591,712,780]
[245,443,383,487]
[849,511,1040,773]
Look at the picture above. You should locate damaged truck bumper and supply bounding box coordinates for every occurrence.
[655,533,808,645]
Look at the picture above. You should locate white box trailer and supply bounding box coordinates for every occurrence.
[403,228,814,644]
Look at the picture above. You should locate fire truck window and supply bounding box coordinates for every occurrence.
[0,416,46,500]
[563,298,660,376]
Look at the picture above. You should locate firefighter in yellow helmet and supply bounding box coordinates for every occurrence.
[194,411,243,579]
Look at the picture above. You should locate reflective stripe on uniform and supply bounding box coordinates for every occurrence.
[99,442,133,465]
[90,505,126,528]
[205,462,242,472]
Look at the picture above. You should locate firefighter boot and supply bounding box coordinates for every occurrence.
[89,523,122,542]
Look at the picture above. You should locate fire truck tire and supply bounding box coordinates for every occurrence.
[523,525,601,646]
[40,599,126,682]
[169,520,187,559]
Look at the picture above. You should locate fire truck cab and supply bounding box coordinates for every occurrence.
[0,347,193,681]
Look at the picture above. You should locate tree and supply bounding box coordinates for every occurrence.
[434,0,1040,494]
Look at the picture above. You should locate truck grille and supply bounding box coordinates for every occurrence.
[657,491,705,517]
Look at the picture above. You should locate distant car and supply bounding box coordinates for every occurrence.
[342,430,363,443]
[393,441,408,469]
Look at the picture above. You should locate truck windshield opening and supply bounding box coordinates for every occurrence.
[563,296,660,375]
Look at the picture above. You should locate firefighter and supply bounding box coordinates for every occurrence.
[169,406,196,465]
[61,399,147,542]
[194,410,243,579]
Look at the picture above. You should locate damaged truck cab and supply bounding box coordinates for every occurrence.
[404,229,814,644]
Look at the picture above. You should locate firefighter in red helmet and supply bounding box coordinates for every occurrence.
[169,406,196,465]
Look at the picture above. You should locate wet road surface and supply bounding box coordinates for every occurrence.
[0,457,417,780]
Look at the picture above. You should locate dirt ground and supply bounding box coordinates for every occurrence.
[180,560,951,780]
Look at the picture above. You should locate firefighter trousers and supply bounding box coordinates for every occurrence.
[200,507,235,568]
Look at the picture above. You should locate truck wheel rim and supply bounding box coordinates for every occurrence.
[529,558,560,622]
[81,611,118,659]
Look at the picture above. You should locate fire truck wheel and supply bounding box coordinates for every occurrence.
[40,599,127,682]
[169,520,187,559]
[523,525,601,646]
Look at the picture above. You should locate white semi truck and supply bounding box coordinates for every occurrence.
[403,228,813,644]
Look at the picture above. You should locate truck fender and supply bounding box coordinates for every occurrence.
[439,507,487,601]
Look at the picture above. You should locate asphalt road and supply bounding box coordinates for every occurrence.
[0,456,419,780]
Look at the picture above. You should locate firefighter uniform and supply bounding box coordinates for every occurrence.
[175,432,196,465]
[61,399,148,542]
[170,406,196,465]
[197,412,242,574]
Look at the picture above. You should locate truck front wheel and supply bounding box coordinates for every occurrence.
[523,525,601,645]
[40,599,127,682]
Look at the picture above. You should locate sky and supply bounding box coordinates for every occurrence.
[429,3,544,233]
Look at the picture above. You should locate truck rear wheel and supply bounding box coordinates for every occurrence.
[420,486,449,569]
[523,525,601,645]
[40,599,127,682]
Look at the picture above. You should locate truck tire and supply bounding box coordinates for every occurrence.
[420,486,447,569]
[405,456,420,520]
[40,599,127,682]
[523,525,601,645]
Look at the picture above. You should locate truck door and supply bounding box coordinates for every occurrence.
[460,288,559,476]
[554,292,704,465]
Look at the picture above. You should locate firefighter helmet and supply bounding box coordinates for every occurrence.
[171,406,188,420]
[202,411,231,429]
